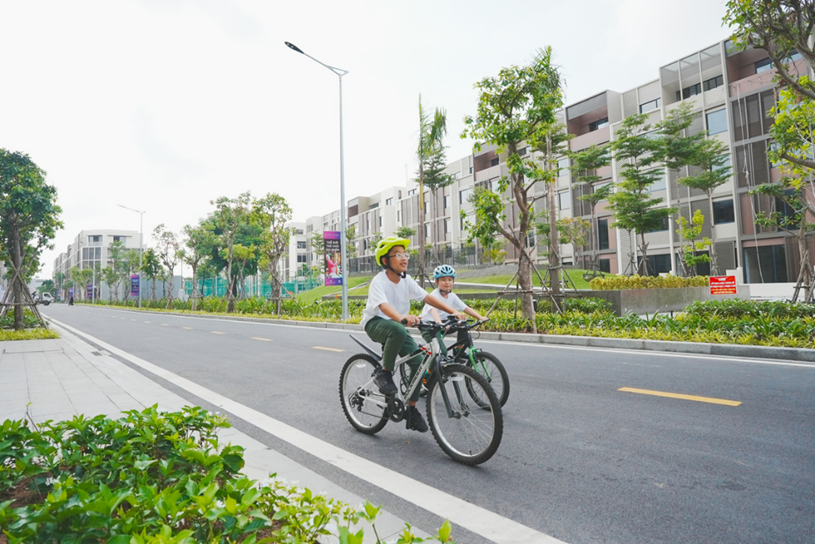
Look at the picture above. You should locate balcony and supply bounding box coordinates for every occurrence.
[569,126,610,151]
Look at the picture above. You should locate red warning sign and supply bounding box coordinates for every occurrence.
[709,275,737,295]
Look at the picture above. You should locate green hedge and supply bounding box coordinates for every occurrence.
[0,406,455,543]
[590,274,709,290]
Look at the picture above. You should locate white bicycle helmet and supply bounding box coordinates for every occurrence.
[433,264,456,279]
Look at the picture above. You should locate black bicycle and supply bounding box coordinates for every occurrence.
[339,318,503,465]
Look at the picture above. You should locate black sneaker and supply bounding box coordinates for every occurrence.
[374,369,397,395]
[406,405,428,433]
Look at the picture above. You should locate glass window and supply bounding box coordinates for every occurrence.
[444,219,451,234]
[518,147,528,156]
[639,98,661,113]
[598,219,609,250]
[713,199,735,224]
[755,57,773,73]
[297,255,307,263]
[557,157,570,177]
[703,75,724,91]
[706,109,727,135]
[558,191,571,210]
[297,241,306,249]
[490,157,500,167]
[444,195,450,209]
[650,171,667,192]
[599,258,610,273]
[113,235,126,243]
[397,210,401,222]
[385,198,393,206]
[459,187,473,204]
[589,118,609,132]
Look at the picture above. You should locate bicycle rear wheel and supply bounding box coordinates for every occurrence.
[339,354,388,434]
[467,351,510,407]
[426,364,502,465]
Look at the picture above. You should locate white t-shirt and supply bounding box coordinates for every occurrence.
[421,288,468,321]
[361,271,429,329]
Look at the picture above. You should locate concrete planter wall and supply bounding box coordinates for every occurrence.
[588,285,751,316]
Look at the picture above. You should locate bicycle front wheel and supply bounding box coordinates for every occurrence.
[467,351,510,407]
[426,364,503,465]
[339,354,388,434]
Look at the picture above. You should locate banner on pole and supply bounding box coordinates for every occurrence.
[709,275,737,295]
[324,231,342,286]
[87,283,93,300]
[131,275,140,297]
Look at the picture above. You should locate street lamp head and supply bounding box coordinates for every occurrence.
[285,41,304,54]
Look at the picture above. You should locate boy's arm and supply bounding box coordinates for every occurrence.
[429,308,442,324]
[424,294,467,320]
[379,302,419,325]
[464,307,486,321]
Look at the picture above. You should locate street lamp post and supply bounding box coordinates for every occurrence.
[118,205,146,309]
[285,41,349,321]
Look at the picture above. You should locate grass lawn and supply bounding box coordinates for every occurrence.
[294,276,372,304]
[459,269,602,290]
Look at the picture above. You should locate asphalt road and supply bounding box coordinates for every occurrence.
[42,304,815,544]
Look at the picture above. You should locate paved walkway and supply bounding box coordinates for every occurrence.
[0,326,424,544]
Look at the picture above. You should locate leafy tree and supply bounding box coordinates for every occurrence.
[0,149,62,328]
[345,224,358,259]
[207,192,253,313]
[181,224,214,311]
[54,271,65,296]
[416,98,451,283]
[38,279,54,295]
[657,102,731,276]
[104,241,127,302]
[557,217,590,266]
[152,224,181,307]
[121,248,141,303]
[676,209,711,276]
[461,47,564,324]
[751,181,815,300]
[310,231,325,262]
[140,248,163,301]
[571,145,613,272]
[252,193,293,314]
[725,1,815,298]
[606,113,677,275]
[395,225,416,240]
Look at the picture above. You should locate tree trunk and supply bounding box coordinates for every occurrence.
[707,192,719,276]
[547,135,562,301]
[191,267,199,311]
[11,227,24,330]
[639,234,650,275]
[517,251,536,328]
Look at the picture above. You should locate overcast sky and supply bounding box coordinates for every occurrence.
[0,0,731,278]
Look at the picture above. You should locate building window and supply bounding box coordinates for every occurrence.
[589,118,609,132]
[385,197,393,206]
[648,171,667,192]
[444,219,451,234]
[676,83,702,101]
[598,219,609,250]
[518,147,528,156]
[755,57,773,73]
[639,98,661,113]
[297,241,307,249]
[88,235,102,245]
[425,224,430,238]
[112,235,126,243]
[703,75,724,91]
[379,216,382,227]
[459,187,473,204]
[744,245,787,283]
[397,210,401,222]
[645,254,672,275]
[646,216,670,233]
[490,157,500,167]
[713,199,735,224]
[295,229,304,235]
[557,157,570,177]
[469,166,473,174]
[706,109,727,135]
[599,258,610,273]
[558,191,571,211]
[297,255,307,263]
[444,195,450,209]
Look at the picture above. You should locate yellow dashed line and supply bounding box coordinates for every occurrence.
[144,321,151,324]
[313,346,344,352]
[211,331,225,335]
[618,387,741,406]
[252,337,272,342]
[183,327,193,330]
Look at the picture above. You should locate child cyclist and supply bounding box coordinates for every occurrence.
[361,236,467,433]
[420,264,486,356]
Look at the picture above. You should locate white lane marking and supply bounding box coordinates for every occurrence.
[75,307,815,368]
[49,317,562,544]
[313,346,344,352]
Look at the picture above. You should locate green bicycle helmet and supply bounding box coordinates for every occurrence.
[375,236,411,276]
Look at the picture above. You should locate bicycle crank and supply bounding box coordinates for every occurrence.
[386,395,406,422]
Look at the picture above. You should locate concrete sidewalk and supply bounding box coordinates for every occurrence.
[0,327,425,544]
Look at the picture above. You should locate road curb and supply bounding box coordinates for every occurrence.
[84,306,815,363]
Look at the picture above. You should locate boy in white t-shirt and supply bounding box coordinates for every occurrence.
[362,237,466,433]
[420,265,486,354]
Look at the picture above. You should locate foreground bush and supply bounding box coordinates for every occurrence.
[590,274,708,290]
[0,406,455,543]
[0,309,57,342]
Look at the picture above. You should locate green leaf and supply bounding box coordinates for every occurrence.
[437,519,452,542]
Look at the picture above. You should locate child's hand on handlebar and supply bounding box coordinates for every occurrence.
[402,314,421,326]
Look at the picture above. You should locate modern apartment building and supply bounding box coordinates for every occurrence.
[297,37,814,285]
[52,229,141,280]
[279,222,308,280]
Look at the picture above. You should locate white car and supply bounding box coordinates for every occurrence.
[40,292,52,305]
